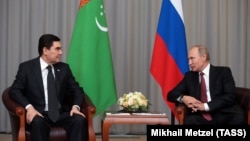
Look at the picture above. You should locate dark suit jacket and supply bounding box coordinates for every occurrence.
[9,57,84,113]
[167,65,239,114]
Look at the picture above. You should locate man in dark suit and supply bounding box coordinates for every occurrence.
[167,45,245,124]
[9,34,87,141]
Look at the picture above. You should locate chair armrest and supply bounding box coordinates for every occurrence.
[175,103,186,125]
[81,94,96,114]
[2,88,20,115]
[16,107,26,141]
[80,94,96,141]
[248,110,250,125]
[2,87,26,141]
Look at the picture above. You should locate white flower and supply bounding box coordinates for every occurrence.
[118,91,150,112]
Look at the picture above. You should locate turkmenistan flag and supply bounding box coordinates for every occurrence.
[67,0,117,115]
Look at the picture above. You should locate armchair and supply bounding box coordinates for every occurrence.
[174,87,250,125]
[2,87,96,141]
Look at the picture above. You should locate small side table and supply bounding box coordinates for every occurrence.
[101,112,170,141]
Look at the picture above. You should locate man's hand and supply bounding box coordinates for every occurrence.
[192,102,206,112]
[70,105,85,117]
[182,95,202,112]
[26,105,43,124]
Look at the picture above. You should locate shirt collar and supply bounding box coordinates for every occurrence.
[40,57,50,71]
[202,63,210,76]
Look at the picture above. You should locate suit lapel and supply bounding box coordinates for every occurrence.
[34,58,45,96]
[193,72,201,100]
[209,65,215,99]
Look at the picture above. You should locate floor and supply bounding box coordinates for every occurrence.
[0,133,147,141]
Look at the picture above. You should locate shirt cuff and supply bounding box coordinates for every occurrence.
[204,103,210,111]
[177,95,184,103]
[25,104,32,110]
[73,105,80,111]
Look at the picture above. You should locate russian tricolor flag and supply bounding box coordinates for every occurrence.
[150,0,189,119]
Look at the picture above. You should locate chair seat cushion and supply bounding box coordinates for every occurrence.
[26,127,67,141]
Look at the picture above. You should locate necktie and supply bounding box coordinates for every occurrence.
[47,65,60,122]
[200,72,212,121]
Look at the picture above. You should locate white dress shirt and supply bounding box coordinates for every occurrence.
[40,58,55,111]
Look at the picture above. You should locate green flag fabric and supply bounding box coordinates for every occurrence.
[67,0,117,115]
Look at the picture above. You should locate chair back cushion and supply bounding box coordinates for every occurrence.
[236,87,250,120]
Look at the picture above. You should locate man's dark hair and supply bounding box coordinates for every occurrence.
[38,34,60,56]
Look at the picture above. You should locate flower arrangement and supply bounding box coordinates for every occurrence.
[118,91,150,112]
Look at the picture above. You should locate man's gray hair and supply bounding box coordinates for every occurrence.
[190,45,210,61]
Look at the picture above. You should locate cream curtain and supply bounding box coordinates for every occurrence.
[0,0,249,134]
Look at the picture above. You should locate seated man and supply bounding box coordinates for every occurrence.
[9,34,87,141]
[167,45,246,125]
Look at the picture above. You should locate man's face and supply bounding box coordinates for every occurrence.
[43,41,62,64]
[188,47,206,72]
